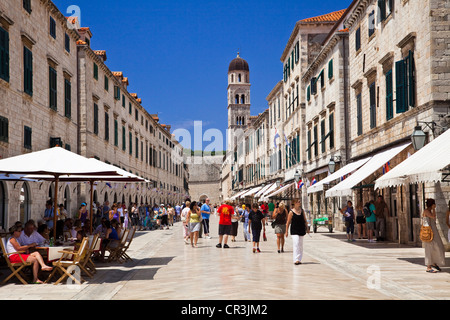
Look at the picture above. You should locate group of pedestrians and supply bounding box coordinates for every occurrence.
[339,195,390,243]
[181,198,309,265]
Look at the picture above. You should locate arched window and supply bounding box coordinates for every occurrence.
[238,74,241,82]
[241,95,245,104]
[231,74,234,82]
[235,94,239,104]
[19,182,31,223]
[242,117,245,125]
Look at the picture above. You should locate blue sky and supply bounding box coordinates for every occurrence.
[53,0,350,151]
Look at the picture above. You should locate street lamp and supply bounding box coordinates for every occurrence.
[411,125,427,151]
[294,170,301,184]
[328,156,341,174]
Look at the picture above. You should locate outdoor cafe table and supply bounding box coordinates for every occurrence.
[36,243,75,262]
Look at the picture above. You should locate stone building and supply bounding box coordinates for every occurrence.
[0,0,187,230]
[188,154,222,206]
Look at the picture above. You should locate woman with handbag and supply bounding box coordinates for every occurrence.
[422,198,445,273]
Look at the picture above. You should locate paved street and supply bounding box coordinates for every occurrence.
[0,214,448,301]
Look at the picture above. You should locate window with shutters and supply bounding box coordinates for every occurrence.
[65,33,70,52]
[129,132,132,155]
[307,129,312,160]
[368,10,375,38]
[385,70,394,120]
[122,126,126,151]
[369,82,376,129]
[295,41,299,64]
[355,27,361,52]
[328,59,333,80]
[24,126,32,150]
[49,66,57,110]
[104,75,109,91]
[114,119,118,147]
[378,0,394,22]
[93,63,98,80]
[64,79,71,118]
[313,125,318,157]
[0,27,9,82]
[49,17,56,39]
[23,0,32,13]
[311,77,317,95]
[329,113,335,149]
[0,116,8,143]
[114,85,120,100]
[320,120,326,153]
[24,46,33,96]
[357,93,363,136]
[104,112,109,141]
[93,103,98,135]
[396,51,415,113]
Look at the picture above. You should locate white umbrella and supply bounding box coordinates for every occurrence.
[0,147,122,238]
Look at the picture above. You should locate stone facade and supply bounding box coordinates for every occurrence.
[220,1,449,248]
[188,155,223,206]
[0,0,188,231]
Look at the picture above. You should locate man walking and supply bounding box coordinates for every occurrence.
[216,200,234,248]
[201,198,212,239]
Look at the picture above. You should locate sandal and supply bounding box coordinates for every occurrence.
[432,265,441,272]
[426,268,437,273]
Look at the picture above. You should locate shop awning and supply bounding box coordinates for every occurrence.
[266,182,295,198]
[325,142,411,198]
[230,189,249,201]
[254,183,275,198]
[375,129,450,189]
[259,182,279,201]
[239,185,263,198]
[307,157,372,194]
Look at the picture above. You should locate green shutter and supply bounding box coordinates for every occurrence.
[24,47,33,96]
[0,27,9,82]
[386,70,394,120]
[378,0,386,22]
[396,59,408,113]
[93,63,98,80]
[369,82,376,129]
[407,50,416,108]
[328,59,333,79]
[357,93,362,135]
[49,66,57,110]
[329,113,334,149]
[93,103,98,135]
[64,79,71,118]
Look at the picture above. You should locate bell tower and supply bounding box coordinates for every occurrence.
[227,52,251,151]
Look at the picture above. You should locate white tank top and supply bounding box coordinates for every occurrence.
[6,237,17,254]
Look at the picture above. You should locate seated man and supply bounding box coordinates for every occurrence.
[18,220,46,246]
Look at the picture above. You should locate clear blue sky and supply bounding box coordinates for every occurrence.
[53,0,350,151]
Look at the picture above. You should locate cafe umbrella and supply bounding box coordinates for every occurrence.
[0,147,122,238]
[23,157,148,234]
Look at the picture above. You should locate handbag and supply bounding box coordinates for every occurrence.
[419,217,433,242]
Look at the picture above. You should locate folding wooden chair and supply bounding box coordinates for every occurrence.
[45,237,89,285]
[0,237,32,285]
[117,227,136,263]
[106,229,129,263]
[79,234,101,276]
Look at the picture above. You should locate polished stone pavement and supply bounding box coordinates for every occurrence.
[0,214,448,300]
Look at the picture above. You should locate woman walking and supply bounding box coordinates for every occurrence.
[186,201,201,248]
[230,202,240,242]
[181,201,191,244]
[273,202,287,253]
[340,201,356,242]
[248,203,266,253]
[285,199,309,265]
[241,205,251,242]
[422,198,445,273]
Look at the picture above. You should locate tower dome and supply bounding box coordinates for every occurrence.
[228,53,249,73]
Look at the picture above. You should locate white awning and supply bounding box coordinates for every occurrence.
[325,142,411,198]
[266,182,295,198]
[307,157,372,194]
[230,189,249,200]
[375,129,450,189]
[259,182,279,201]
[254,183,274,198]
[239,186,263,198]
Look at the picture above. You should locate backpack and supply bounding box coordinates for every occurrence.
[363,203,372,218]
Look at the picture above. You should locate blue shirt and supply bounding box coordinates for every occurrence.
[200,204,211,219]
